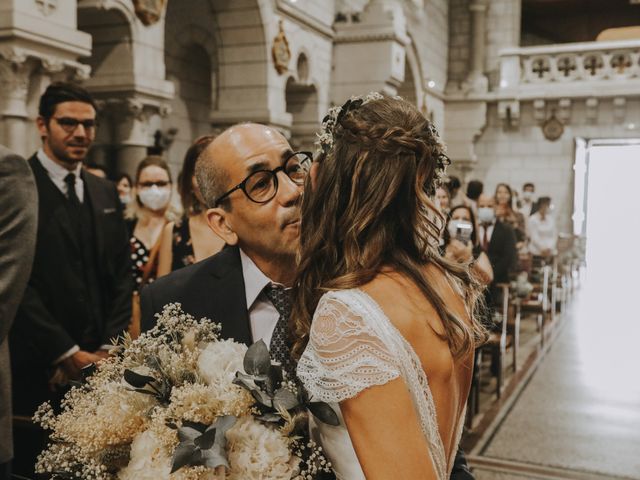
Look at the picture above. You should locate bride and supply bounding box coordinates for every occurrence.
[293,95,487,479]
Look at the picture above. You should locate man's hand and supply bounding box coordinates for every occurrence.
[93,349,111,360]
[60,350,103,380]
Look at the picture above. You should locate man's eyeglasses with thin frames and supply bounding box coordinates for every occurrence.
[52,117,98,135]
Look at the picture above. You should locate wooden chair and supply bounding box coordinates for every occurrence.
[520,259,552,347]
[480,284,514,399]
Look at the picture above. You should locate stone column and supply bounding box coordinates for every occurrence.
[0,54,35,156]
[466,0,489,92]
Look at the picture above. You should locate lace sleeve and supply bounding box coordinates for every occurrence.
[297,291,401,404]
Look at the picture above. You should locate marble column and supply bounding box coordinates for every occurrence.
[0,55,34,156]
[466,0,489,93]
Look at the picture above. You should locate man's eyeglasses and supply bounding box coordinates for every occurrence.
[215,151,312,206]
[53,117,97,134]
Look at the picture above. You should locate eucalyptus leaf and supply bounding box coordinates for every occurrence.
[308,402,340,426]
[256,412,281,423]
[171,443,197,473]
[243,340,271,376]
[194,427,216,450]
[251,388,273,408]
[178,426,202,443]
[123,369,156,389]
[233,371,258,392]
[273,388,299,411]
[182,420,207,433]
[201,446,229,469]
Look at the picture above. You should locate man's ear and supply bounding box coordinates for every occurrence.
[206,207,238,245]
[36,116,49,139]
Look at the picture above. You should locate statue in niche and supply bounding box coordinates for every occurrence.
[272,20,291,75]
[133,0,166,26]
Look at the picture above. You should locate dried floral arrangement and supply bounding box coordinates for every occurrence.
[34,304,337,480]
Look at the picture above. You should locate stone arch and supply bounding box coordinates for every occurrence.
[77,0,137,171]
[397,39,424,110]
[285,74,320,152]
[163,22,216,170]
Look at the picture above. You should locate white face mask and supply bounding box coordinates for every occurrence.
[119,193,132,205]
[522,191,534,202]
[138,185,171,211]
[477,207,495,224]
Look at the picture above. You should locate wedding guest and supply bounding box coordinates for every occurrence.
[157,135,225,277]
[520,182,538,217]
[126,156,177,292]
[435,184,451,216]
[443,205,494,285]
[495,183,527,245]
[0,146,37,480]
[447,175,465,207]
[10,82,132,476]
[140,124,310,379]
[465,179,483,214]
[477,193,518,286]
[115,172,133,207]
[528,196,556,258]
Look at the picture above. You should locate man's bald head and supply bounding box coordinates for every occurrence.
[195,123,289,208]
[477,193,496,209]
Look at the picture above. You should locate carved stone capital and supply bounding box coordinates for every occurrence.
[557,98,572,123]
[533,99,546,123]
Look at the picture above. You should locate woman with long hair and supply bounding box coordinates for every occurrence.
[495,182,526,246]
[126,155,178,292]
[442,204,494,285]
[294,95,487,479]
[156,135,225,276]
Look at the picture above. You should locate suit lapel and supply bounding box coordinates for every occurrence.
[206,247,253,346]
[29,156,80,252]
[82,172,105,262]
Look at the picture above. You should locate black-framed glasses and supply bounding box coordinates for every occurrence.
[215,151,312,206]
[53,117,97,134]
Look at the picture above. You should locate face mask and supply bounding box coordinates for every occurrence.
[477,207,495,224]
[119,193,132,205]
[138,185,171,211]
[522,191,534,202]
[447,219,473,242]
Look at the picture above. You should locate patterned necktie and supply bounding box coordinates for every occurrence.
[263,283,296,379]
[64,173,81,208]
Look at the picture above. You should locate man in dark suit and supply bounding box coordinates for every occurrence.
[10,83,132,476]
[477,193,518,287]
[141,123,307,377]
[0,146,38,480]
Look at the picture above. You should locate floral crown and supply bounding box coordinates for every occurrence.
[314,92,451,195]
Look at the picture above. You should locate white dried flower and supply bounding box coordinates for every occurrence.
[118,430,171,480]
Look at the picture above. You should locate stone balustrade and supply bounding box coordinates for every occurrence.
[499,39,640,98]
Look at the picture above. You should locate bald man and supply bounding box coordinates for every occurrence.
[140,124,311,373]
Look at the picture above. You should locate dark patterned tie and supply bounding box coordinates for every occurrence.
[263,283,296,379]
[64,173,81,208]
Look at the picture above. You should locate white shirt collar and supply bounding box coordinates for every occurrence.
[37,148,82,182]
[239,249,274,310]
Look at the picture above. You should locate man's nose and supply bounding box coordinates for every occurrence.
[276,171,302,206]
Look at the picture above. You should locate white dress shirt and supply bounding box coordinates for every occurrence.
[528,212,557,255]
[478,223,495,250]
[239,249,281,346]
[37,149,84,203]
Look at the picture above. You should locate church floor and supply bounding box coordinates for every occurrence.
[467,280,640,480]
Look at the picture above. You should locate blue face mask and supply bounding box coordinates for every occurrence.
[477,207,495,224]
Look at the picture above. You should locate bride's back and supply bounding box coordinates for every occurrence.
[360,265,474,461]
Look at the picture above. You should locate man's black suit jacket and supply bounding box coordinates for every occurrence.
[486,220,518,285]
[10,155,132,412]
[140,245,253,346]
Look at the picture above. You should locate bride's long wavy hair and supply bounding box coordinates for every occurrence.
[291,96,487,360]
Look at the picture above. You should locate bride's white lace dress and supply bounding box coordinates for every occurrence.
[297,289,465,480]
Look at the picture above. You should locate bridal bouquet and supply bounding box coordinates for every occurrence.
[34,304,337,480]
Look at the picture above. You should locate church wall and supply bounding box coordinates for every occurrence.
[472,98,640,234]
